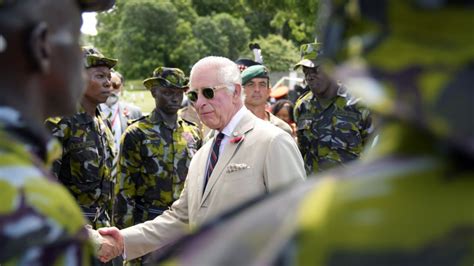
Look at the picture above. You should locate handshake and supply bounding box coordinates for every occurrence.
[88,226,125,263]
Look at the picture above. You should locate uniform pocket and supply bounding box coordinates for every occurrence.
[140,139,163,175]
[332,111,363,150]
[67,139,100,184]
[297,119,312,132]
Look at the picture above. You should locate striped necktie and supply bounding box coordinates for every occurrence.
[204,132,225,190]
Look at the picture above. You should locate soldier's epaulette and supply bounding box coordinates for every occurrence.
[44,116,62,125]
[128,115,147,126]
[296,90,311,102]
[180,118,197,127]
[103,117,112,129]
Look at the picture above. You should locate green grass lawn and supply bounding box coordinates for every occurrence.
[122,80,155,114]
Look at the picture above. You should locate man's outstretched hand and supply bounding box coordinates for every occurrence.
[97,227,124,262]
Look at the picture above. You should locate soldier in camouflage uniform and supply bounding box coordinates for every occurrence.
[154,1,474,265]
[46,47,118,230]
[0,0,115,265]
[294,42,372,175]
[114,67,201,265]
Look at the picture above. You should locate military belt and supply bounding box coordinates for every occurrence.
[80,205,110,225]
[135,203,168,216]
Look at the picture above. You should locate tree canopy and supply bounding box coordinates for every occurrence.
[92,0,319,80]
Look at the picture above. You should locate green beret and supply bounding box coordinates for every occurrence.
[82,46,117,69]
[0,0,115,12]
[143,67,188,90]
[241,65,269,85]
[294,42,323,70]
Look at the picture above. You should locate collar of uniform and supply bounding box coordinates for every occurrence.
[75,105,102,124]
[149,108,180,129]
[312,84,348,110]
[0,106,21,125]
[0,106,51,161]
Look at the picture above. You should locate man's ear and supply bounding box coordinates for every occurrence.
[234,84,241,97]
[29,22,51,73]
[233,84,243,101]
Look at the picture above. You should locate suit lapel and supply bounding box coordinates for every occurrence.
[201,111,255,205]
[197,141,212,204]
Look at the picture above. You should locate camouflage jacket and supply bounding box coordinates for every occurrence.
[0,107,92,265]
[114,109,202,228]
[46,107,116,228]
[294,87,372,175]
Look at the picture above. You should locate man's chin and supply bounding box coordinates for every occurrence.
[98,96,110,104]
[200,118,217,129]
[245,101,261,107]
[163,107,180,114]
[105,96,119,106]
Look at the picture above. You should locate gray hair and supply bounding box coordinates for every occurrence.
[190,56,242,91]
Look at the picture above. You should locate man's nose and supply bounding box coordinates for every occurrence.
[171,95,180,103]
[195,94,205,108]
[104,78,112,88]
[254,84,264,92]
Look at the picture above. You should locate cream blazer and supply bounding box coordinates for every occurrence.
[121,110,305,259]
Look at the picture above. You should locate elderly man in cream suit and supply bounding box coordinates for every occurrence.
[97,56,306,262]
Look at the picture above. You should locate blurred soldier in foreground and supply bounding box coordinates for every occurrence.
[46,47,117,230]
[241,65,293,136]
[100,71,142,150]
[151,0,474,265]
[114,67,202,265]
[0,0,115,265]
[294,41,373,175]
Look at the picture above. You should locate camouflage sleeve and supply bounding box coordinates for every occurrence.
[192,124,203,149]
[293,100,302,122]
[0,170,93,264]
[293,100,308,158]
[359,107,373,146]
[44,117,69,178]
[114,127,142,228]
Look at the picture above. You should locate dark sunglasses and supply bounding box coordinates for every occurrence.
[112,82,122,89]
[187,86,227,103]
[303,65,321,75]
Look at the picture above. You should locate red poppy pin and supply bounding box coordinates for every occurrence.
[230,135,244,144]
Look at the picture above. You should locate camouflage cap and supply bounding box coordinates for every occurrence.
[241,65,269,85]
[0,0,115,12]
[294,42,323,70]
[82,46,117,69]
[143,67,188,90]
